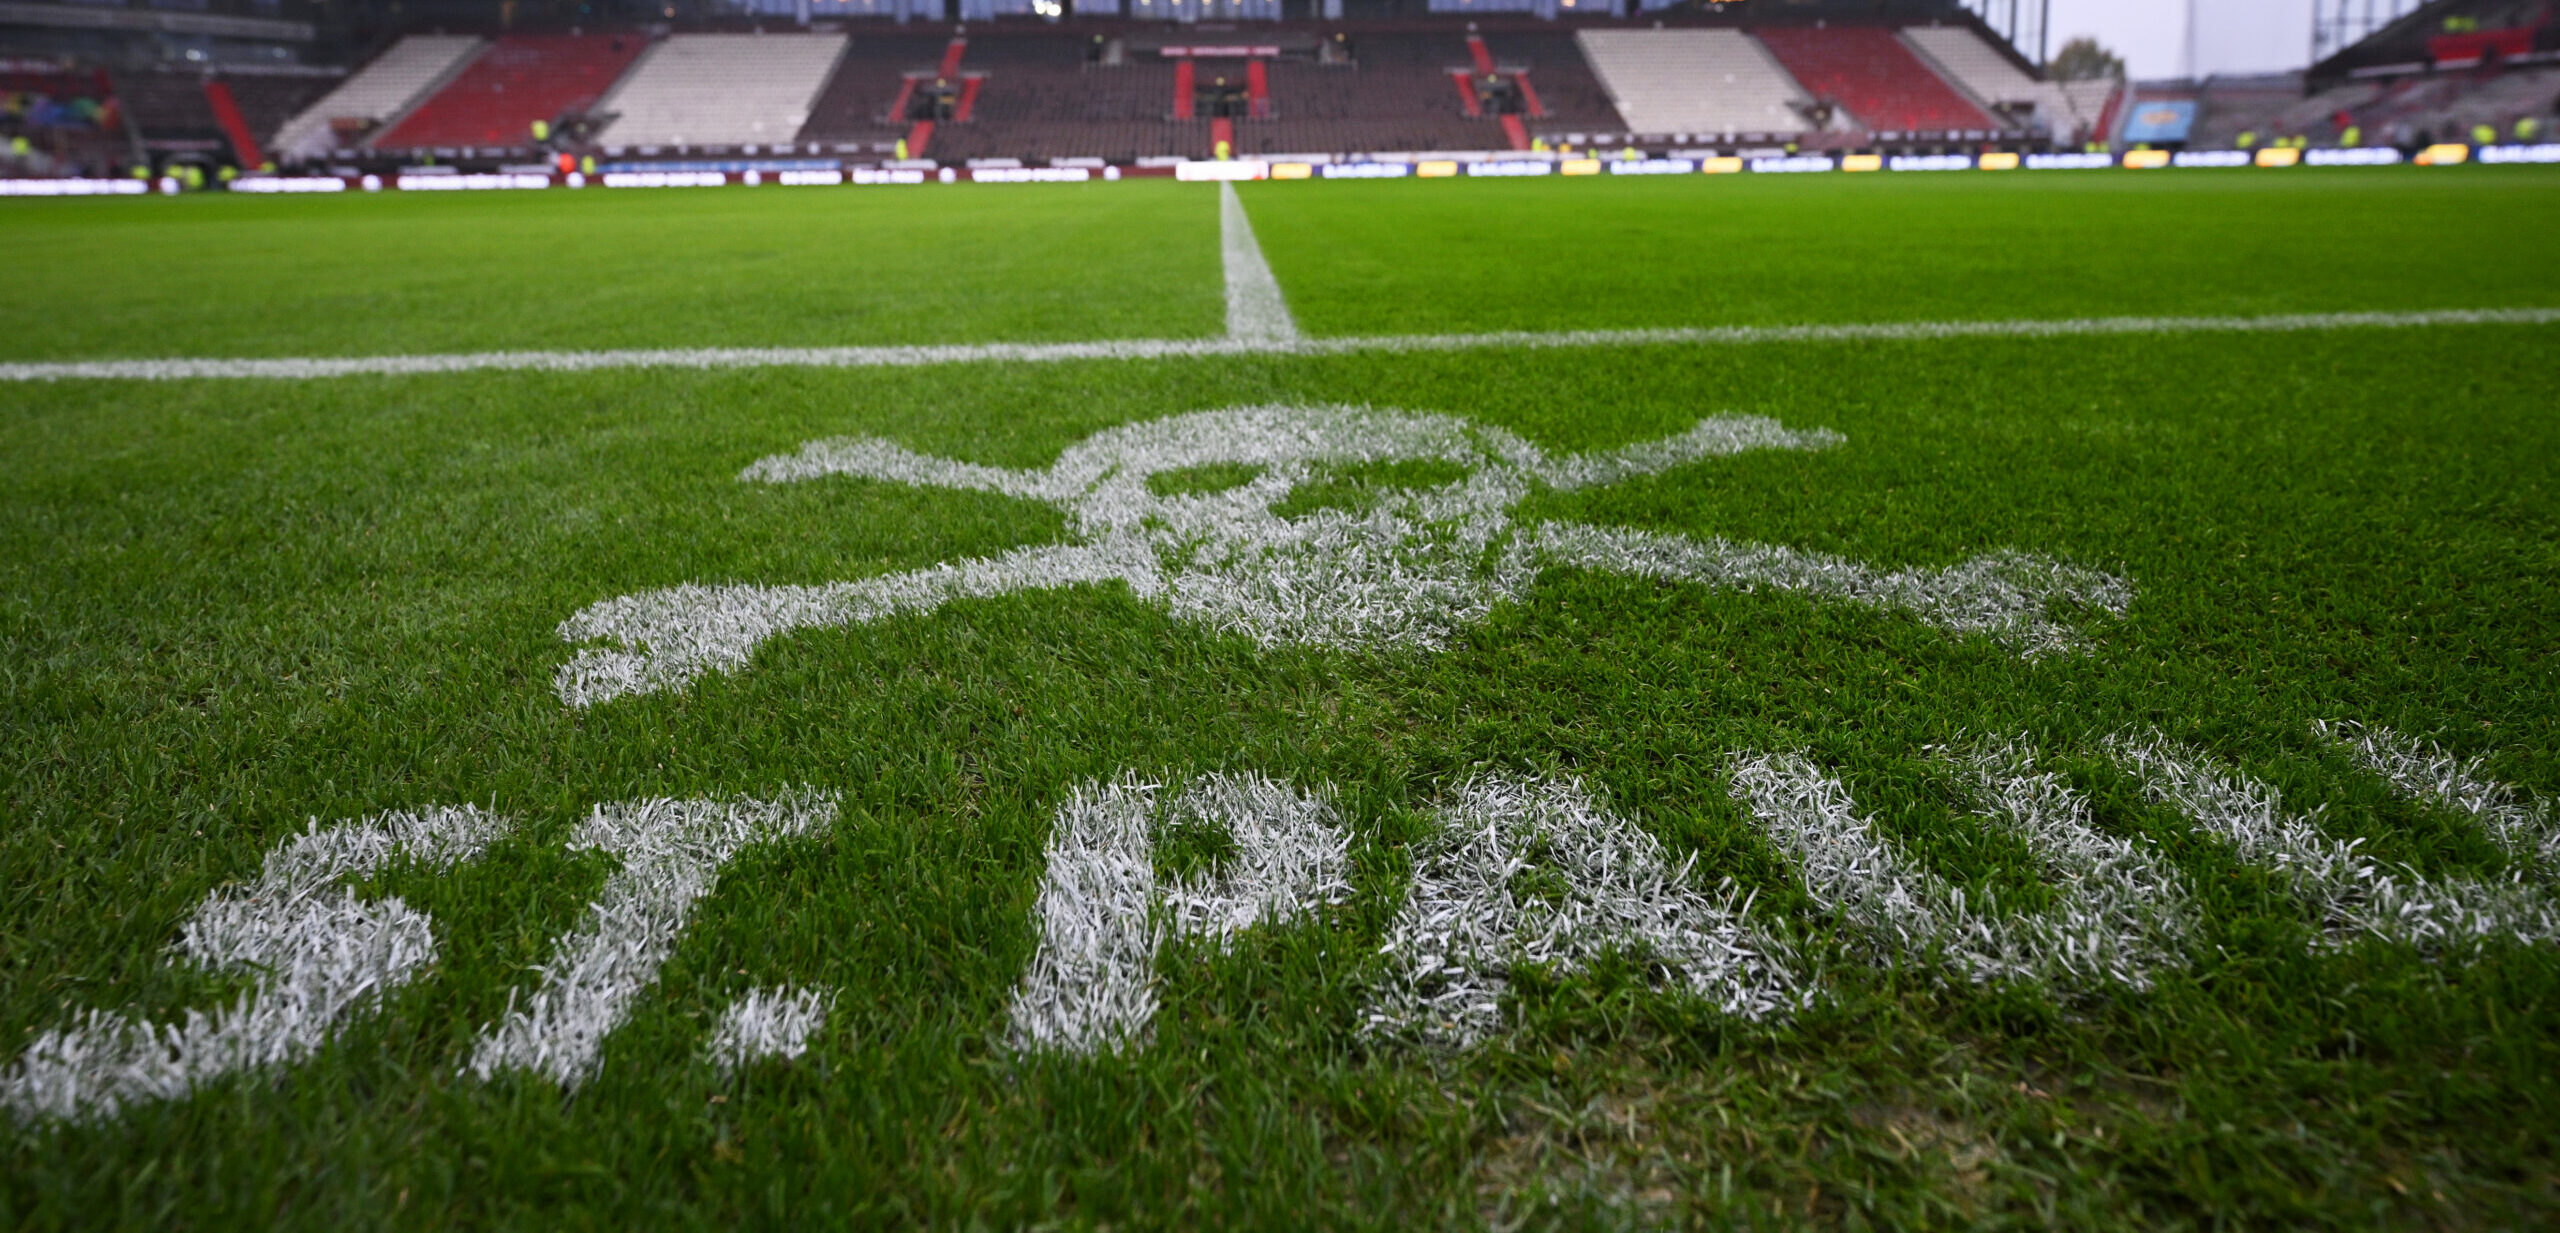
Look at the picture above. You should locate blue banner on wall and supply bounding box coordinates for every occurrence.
[2121,100,2198,144]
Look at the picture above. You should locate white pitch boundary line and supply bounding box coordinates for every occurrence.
[1221,179,1299,343]
[1,308,2554,383]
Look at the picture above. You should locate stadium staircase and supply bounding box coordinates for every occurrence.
[1479,32,1626,139]
[202,81,265,168]
[115,68,335,164]
[1449,67,1481,117]
[1753,26,1995,136]
[375,34,648,151]
[792,32,950,153]
[592,33,846,150]
[270,34,482,162]
[2090,78,2129,143]
[904,36,969,158]
[1575,29,1811,138]
[217,75,340,158]
[1234,32,1515,155]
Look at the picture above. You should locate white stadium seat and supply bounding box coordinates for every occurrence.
[1573,29,1810,137]
[595,33,849,150]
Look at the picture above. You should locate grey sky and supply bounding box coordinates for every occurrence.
[2044,0,2321,80]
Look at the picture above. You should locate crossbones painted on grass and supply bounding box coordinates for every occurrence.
[555,406,2134,707]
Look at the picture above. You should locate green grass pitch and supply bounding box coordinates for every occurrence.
[3,167,2559,1228]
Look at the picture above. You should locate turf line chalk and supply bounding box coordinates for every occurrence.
[1362,775,1800,1049]
[704,986,835,1075]
[2109,735,2560,951]
[557,407,2125,709]
[1220,179,1298,343]
[1005,772,1350,1056]
[1,308,2553,382]
[467,790,835,1088]
[2319,719,2560,871]
[2,805,514,1124]
[1727,748,2191,991]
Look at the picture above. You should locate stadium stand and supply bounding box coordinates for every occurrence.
[2345,63,2559,141]
[793,32,962,152]
[270,34,483,162]
[375,34,648,151]
[2316,0,2556,79]
[1754,25,1998,135]
[594,33,846,150]
[2420,63,2560,134]
[925,28,1538,162]
[1,63,123,177]
[100,10,2547,170]
[111,70,334,163]
[1899,24,2089,138]
[928,34,1183,162]
[2180,60,2556,149]
[1476,31,1628,136]
[1255,32,1505,154]
[112,70,224,144]
[2182,75,2342,147]
[1574,29,1811,138]
[219,75,340,156]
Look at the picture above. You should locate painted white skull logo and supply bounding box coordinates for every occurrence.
[555,405,2133,706]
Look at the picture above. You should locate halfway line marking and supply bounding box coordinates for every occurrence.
[2,307,2553,383]
[1220,179,1299,343]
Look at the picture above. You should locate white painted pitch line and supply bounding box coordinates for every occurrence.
[1220,179,1299,343]
[4,307,2553,383]
[558,407,2125,709]
[1726,745,2196,992]
[2,804,514,1124]
[703,985,834,1074]
[1004,771,1350,1056]
[1363,774,1799,1049]
[2108,735,2560,951]
[466,790,835,1088]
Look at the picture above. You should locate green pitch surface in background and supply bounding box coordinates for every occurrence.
[0,182,1224,361]
[3,168,2559,1228]
[1243,167,2560,335]
[5,166,2560,360]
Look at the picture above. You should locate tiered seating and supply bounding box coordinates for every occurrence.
[218,75,338,152]
[1247,33,1503,154]
[1478,32,1626,133]
[1898,25,2066,133]
[1575,29,1809,137]
[595,33,846,149]
[1754,26,1993,135]
[931,31,1510,161]
[2333,65,2560,143]
[2416,66,2559,136]
[928,35,1149,162]
[794,33,956,151]
[376,34,648,151]
[1259,59,1494,154]
[112,71,224,141]
[270,34,482,162]
[2183,76,2333,147]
